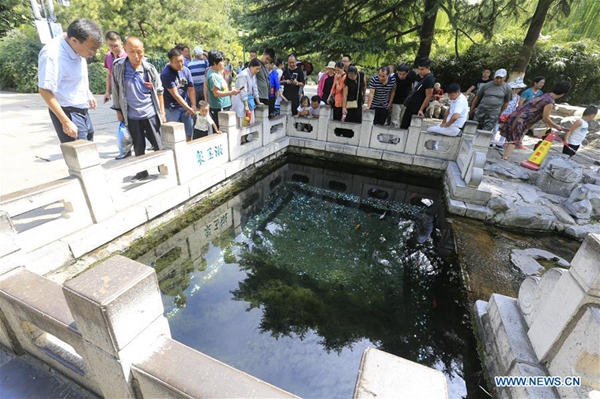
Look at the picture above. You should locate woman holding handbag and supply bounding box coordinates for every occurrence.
[327,61,346,121]
[342,65,362,123]
[231,58,262,126]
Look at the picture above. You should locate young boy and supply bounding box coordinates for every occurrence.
[310,95,321,118]
[193,101,221,140]
[563,105,598,157]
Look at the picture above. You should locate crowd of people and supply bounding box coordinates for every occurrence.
[38,18,596,182]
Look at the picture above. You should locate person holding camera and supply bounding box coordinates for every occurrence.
[281,54,305,115]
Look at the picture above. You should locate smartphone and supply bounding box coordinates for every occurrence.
[239,86,245,90]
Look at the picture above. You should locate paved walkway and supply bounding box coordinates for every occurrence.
[0,91,121,196]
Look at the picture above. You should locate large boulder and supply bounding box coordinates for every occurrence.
[535,157,583,197]
[565,183,600,218]
[498,205,556,231]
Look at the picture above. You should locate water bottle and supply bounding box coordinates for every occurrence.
[342,112,347,122]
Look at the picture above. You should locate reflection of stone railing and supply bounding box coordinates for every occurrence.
[474,233,600,399]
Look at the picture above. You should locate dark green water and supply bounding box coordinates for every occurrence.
[134,163,485,399]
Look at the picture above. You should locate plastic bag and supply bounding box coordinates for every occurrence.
[117,122,133,156]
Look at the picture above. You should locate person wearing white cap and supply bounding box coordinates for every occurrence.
[317,61,336,105]
[490,77,527,148]
[188,46,209,105]
[469,68,512,132]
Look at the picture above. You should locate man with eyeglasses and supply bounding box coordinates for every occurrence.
[38,18,103,143]
[103,30,127,104]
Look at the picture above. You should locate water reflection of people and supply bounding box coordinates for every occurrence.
[409,194,436,246]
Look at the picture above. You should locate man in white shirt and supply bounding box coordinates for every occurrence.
[38,19,103,143]
[427,83,468,136]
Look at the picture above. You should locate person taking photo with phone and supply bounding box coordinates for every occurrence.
[281,54,305,115]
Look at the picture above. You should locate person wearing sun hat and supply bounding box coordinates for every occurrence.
[317,61,336,105]
[490,76,527,148]
[470,68,512,132]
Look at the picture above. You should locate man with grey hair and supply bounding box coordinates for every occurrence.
[38,18,103,143]
[112,36,165,180]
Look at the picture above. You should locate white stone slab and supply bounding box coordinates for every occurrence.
[354,347,448,399]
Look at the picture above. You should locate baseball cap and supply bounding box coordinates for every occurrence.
[495,68,507,78]
[193,46,204,55]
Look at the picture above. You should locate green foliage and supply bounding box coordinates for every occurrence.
[0,28,42,93]
[0,0,31,37]
[88,61,106,95]
[432,36,600,105]
[55,0,243,59]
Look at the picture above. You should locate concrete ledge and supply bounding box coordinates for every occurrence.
[132,336,298,398]
[353,347,448,399]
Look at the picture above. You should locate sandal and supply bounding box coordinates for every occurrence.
[501,156,510,161]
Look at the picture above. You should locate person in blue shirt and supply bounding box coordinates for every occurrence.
[518,76,545,106]
[161,48,196,140]
[268,61,281,117]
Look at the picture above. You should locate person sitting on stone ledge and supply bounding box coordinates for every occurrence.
[426,83,468,137]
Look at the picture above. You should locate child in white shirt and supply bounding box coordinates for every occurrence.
[194,101,221,140]
[563,105,597,156]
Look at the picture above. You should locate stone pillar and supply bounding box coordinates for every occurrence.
[161,122,189,184]
[317,105,332,142]
[254,103,269,122]
[527,233,600,363]
[219,111,240,161]
[358,110,374,148]
[62,255,171,399]
[60,141,115,223]
[404,115,423,155]
[354,348,448,399]
[461,120,478,138]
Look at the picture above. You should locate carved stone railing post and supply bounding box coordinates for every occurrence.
[60,141,115,223]
[62,255,171,398]
[161,122,188,184]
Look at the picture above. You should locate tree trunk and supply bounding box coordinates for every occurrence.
[414,0,439,66]
[511,0,553,79]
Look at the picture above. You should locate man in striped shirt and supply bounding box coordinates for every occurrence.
[188,46,209,105]
[366,66,396,125]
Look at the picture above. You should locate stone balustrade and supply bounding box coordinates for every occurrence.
[0,103,489,276]
[0,256,299,398]
[474,233,600,399]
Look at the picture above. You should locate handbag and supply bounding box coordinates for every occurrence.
[247,96,257,110]
[404,81,423,106]
[346,76,360,109]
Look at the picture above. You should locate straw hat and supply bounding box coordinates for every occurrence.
[325,61,336,69]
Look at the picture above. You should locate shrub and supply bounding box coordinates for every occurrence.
[88,62,106,94]
[433,37,600,106]
[0,28,42,92]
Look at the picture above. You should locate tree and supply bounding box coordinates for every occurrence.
[414,0,440,64]
[54,0,242,56]
[0,0,31,37]
[510,0,573,79]
[239,0,423,63]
